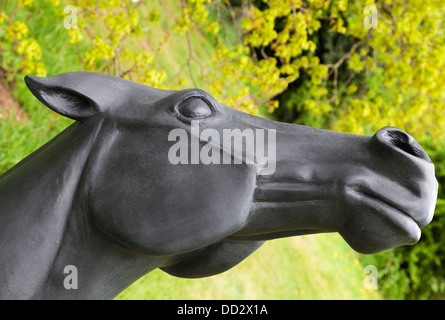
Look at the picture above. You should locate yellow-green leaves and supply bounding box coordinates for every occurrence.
[1,7,46,77]
[17,38,41,60]
[348,53,364,73]
[68,28,84,44]
[18,0,34,7]
[0,12,8,25]
[5,21,29,40]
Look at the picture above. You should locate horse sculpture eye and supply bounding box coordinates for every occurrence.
[177,97,214,119]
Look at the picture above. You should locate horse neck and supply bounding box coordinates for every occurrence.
[0,120,98,298]
[0,120,174,299]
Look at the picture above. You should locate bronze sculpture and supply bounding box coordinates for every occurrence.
[0,72,438,299]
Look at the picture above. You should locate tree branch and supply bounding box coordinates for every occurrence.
[326,32,370,80]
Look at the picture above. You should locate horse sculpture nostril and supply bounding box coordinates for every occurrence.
[386,130,423,158]
[375,127,432,163]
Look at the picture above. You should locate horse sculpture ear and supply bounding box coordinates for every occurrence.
[25,75,99,121]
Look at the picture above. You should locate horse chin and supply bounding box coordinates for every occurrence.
[344,223,420,255]
[339,203,421,254]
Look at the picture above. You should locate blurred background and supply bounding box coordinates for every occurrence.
[0,0,444,300]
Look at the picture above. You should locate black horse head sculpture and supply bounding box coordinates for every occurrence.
[0,72,438,299]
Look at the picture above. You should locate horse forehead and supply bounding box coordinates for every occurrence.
[104,79,175,111]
